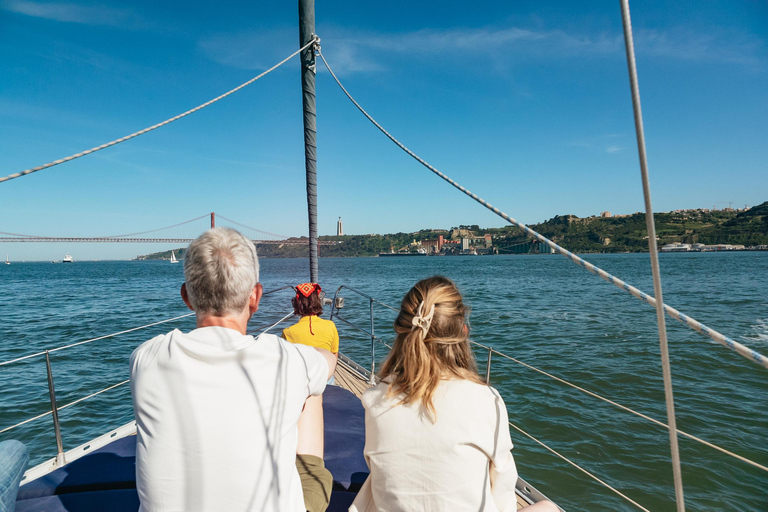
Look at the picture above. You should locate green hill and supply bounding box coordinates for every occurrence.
[135,202,768,259]
[485,202,768,253]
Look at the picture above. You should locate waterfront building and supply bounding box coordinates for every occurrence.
[421,235,444,254]
[337,217,343,236]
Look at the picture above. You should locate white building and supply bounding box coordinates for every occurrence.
[661,243,691,252]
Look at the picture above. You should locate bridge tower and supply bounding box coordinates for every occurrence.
[210,212,216,229]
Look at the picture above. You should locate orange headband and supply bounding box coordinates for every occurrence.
[296,282,322,298]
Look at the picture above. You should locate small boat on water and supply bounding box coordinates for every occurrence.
[169,250,179,264]
[377,251,427,257]
[5,254,9,265]
[62,254,73,263]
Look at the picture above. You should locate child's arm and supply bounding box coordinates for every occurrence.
[313,348,337,380]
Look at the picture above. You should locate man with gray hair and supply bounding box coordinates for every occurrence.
[130,228,336,512]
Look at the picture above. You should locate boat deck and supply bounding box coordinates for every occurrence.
[333,356,374,397]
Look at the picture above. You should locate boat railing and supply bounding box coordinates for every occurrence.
[325,288,768,511]
[0,285,299,470]
[328,285,396,384]
[3,283,765,505]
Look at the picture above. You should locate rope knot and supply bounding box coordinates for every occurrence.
[411,301,435,338]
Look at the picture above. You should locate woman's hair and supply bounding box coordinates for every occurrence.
[379,276,483,420]
[292,287,324,317]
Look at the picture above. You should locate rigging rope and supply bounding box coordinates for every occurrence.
[0,38,318,185]
[317,51,768,371]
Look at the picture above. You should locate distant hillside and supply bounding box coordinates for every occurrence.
[486,202,768,253]
[135,202,768,259]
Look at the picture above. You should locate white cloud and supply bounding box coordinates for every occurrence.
[635,28,765,66]
[196,20,765,75]
[1,0,151,29]
[606,145,623,154]
[198,29,298,71]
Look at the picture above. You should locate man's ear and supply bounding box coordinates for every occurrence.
[249,283,263,314]
[181,283,194,311]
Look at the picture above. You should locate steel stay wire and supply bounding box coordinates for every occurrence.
[506,420,651,511]
[0,286,300,367]
[317,50,768,371]
[0,380,130,435]
[0,313,195,367]
[336,308,649,510]
[332,313,392,350]
[471,340,768,474]
[620,1,683,508]
[330,295,766,472]
[0,38,318,185]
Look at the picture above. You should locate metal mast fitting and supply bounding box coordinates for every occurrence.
[299,0,319,283]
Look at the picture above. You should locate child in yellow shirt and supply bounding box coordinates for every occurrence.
[283,283,339,384]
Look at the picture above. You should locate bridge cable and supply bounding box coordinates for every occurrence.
[0,214,211,241]
[101,214,211,238]
[317,51,768,371]
[0,38,318,185]
[216,214,291,239]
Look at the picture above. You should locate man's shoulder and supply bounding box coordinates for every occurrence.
[129,329,179,371]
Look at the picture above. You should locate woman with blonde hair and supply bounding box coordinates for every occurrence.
[350,276,557,512]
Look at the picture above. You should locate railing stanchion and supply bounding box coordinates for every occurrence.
[369,298,376,384]
[44,350,66,466]
[485,348,492,384]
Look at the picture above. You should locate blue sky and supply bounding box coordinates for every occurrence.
[0,0,766,260]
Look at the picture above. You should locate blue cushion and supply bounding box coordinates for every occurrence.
[328,490,358,512]
[14,489,139,512]
[17,437,136,501]
[322,386,370,491]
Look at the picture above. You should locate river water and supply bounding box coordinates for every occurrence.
[1,252,766,511]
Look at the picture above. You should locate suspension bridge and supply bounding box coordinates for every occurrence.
[0,212,336,246]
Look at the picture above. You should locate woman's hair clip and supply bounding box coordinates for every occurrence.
[411,301,435,337]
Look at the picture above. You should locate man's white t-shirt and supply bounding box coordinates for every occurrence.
[130,326,328,512]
